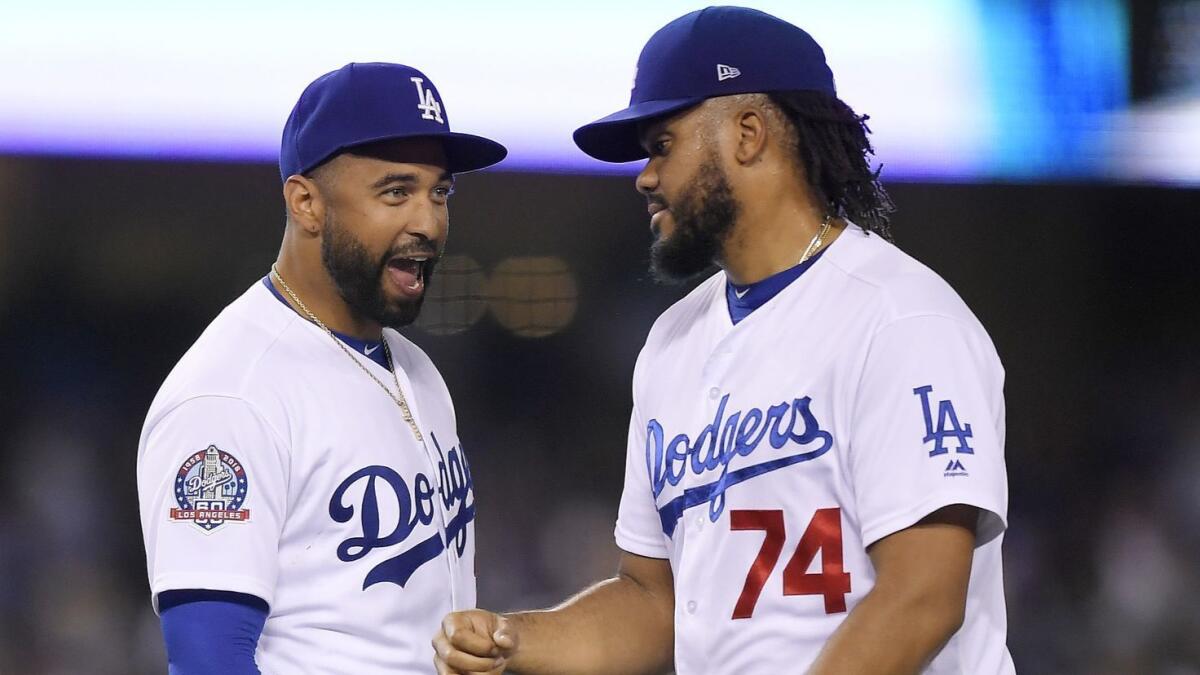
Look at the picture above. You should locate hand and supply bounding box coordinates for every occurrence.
[433,609,518,675]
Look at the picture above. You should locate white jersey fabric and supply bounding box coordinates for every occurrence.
[616,224,1013,674]
[137,279,476,674]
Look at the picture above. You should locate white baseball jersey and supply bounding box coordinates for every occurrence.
[616,224,1013,674]
[137,279,476,674]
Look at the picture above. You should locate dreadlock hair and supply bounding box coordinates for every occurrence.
[765,90,895,241]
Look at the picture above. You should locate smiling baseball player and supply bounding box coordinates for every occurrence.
[434,7,1013,674]
[136,62,506,673]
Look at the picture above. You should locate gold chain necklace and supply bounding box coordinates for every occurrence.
[798,214,834,264]
[270,264,424,442]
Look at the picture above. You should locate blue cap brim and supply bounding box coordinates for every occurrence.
[439,132,508,173]
[573,97,705,163]
[309,131,507,176]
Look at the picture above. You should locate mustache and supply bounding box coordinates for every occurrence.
[647,195,668,209]
[382,240,439,264]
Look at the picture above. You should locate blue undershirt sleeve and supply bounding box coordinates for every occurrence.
[158,589,268,675]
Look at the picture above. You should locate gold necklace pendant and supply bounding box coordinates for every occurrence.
[799,215,833,265]
[270,264,424,443]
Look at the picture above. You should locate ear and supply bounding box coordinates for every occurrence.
[283,174,326,236]
[732,107,769,165]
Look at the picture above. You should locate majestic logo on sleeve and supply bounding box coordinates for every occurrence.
[329,433,474,590]
[648,394,832,537]
[914,385,974,477]
[169,445,250,532]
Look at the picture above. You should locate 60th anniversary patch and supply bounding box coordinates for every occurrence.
[170,445,250,532]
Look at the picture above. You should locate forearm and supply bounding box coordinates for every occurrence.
[506,574,674,675]
[806,586,963,675]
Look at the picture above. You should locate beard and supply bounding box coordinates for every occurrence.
[320,213,439,329]
[649,155,739,284]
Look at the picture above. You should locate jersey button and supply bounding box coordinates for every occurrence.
[686,600,698,614]
[708,386,720,400]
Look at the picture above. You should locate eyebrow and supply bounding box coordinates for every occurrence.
[370,171,455,189]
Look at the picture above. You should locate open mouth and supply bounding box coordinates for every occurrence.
[648,201,669,236]
[385,256,428,297]
[650,209,670,237]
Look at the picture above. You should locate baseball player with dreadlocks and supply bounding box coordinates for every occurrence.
[433,6,1012,675]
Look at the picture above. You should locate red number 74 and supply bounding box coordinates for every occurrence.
[730,508,852,619]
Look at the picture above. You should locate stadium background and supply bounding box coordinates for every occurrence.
[1,1,1197,673]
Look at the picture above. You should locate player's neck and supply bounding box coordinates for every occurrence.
[719,191,844,286]
[271,255,384,342]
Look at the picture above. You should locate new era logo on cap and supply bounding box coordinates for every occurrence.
[573,7,838,163]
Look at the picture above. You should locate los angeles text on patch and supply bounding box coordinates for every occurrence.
[169,444,250,532]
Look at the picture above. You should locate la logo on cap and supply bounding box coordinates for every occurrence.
[716,64,741,82]
[410,76,444,124]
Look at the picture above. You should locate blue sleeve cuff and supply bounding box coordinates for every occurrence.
[159,589,268,675]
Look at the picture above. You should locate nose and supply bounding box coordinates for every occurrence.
[636,159,659,196]
[405,193,446,244]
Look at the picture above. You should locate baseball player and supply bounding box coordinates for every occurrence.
[136,62,506,673]
[434,7,1013,675]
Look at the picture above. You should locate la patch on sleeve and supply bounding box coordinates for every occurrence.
[169,444,251,532]
[913,385,974,478]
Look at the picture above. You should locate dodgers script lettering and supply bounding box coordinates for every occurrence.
[329,433,474,589]
[647,394,832,536]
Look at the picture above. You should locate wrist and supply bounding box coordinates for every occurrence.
[498,611,533,670]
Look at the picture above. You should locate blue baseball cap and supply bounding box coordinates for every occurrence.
[280,62,507,180]
[573,6,836,163]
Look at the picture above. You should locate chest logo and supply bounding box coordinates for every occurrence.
[169,445,250,532]
[329,433,474,589]
[913,385,974,457]
[647,394,832,537]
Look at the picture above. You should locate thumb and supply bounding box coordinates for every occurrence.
[492,615,518,652]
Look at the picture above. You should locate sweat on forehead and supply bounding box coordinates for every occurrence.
[636,103,705,146]
[637,95,787,148]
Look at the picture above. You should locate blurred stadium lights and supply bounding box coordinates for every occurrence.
[0,0,1197,184]
[416,255,579,337]
[414,254,489,336]
[487,257,578,338]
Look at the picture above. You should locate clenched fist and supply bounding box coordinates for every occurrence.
[433,609,519,675]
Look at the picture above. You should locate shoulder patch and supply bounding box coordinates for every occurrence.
[169,445,250,532]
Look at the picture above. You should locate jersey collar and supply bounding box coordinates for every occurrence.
[260,276,390,369]
[725,247,828,325]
